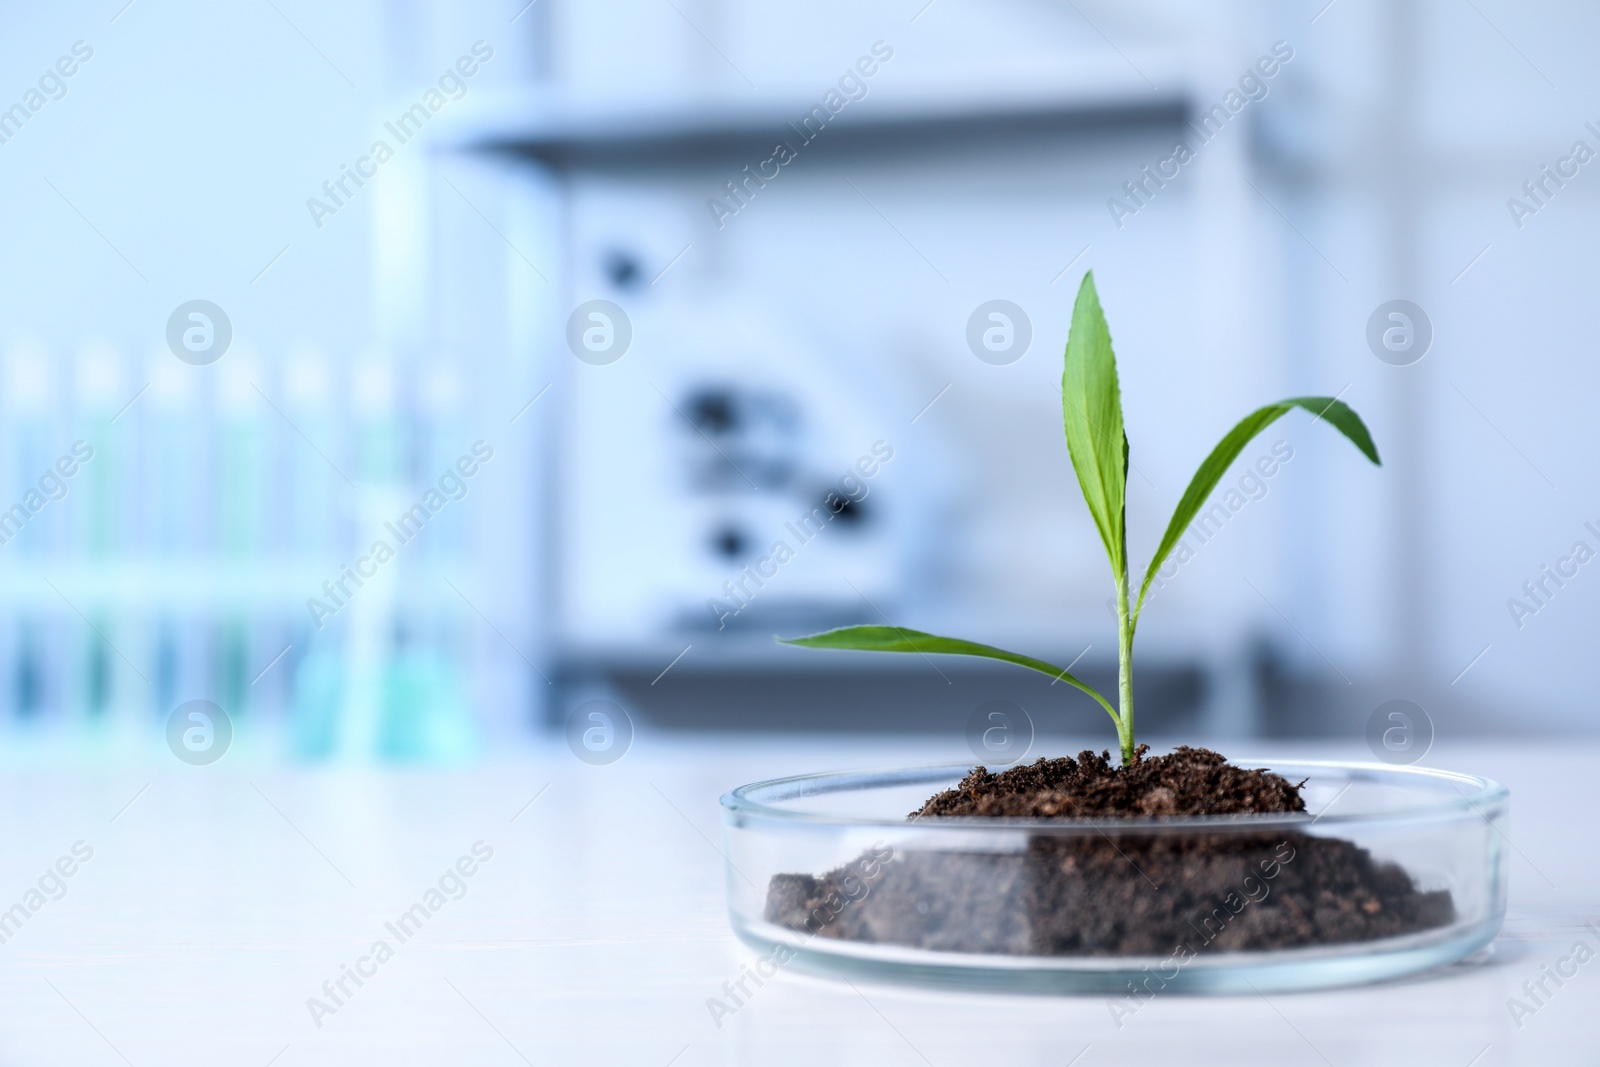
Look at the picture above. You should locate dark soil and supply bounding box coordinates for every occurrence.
[765,747,1454,956]
[915,746,1306,818]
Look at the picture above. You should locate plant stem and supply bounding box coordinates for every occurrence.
[1115,539,1135,766]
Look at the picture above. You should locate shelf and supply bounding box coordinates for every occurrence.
[438,61,1193,168]
[0,560,469,611]
[551,613,1206,679]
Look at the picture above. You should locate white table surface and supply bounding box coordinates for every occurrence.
[0,734,1589,1066]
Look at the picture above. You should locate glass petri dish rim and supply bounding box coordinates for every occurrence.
[720,758,1508,833]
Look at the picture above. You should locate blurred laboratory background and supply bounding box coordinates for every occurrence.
[0,0,1594,762]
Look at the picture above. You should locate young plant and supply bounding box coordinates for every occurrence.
[779,272,1380,765]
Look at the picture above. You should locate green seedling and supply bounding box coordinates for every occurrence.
[780,271,1380,765]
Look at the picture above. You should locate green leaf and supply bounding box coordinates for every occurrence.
[1134,396,1381,620]
[777,626,1120,729]
[1062,272,1128,577]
